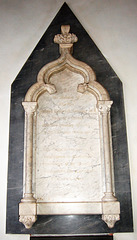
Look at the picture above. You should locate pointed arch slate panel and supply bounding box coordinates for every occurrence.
[6,3,133,234]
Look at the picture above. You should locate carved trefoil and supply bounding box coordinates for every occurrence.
[19,25,120,229]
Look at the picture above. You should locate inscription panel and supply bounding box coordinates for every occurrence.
[35,69,102,203]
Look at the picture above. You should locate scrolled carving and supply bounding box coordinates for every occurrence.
[102,214,120,228]
[77,83,88,93]
[54,25,78,44]
[45,83,57,94]
[19,215,37,229]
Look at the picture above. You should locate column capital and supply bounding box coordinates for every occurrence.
[97,100,113,114]
[22,102,37,114]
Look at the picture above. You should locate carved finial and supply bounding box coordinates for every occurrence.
[54,25,78,44]
[61,25,70,35]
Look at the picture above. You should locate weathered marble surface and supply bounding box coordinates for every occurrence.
[35,69,102,203]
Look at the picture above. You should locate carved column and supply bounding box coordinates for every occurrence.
[97,100,116,201]
[97,100,120,228]
[19,102,37,229]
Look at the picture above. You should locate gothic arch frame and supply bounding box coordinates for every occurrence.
[19,25,120,229]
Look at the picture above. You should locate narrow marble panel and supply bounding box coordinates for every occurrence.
[34,69,102,204]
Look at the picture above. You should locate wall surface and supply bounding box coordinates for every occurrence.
[0,0,137,239]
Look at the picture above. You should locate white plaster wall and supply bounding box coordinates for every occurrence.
[0,0,137,239]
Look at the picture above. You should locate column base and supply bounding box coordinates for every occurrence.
[102,192,117,202]
[21,193,36,203]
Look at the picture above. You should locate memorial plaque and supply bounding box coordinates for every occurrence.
[19,25,120,229]
[6,3,133,234]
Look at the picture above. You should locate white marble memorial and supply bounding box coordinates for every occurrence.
[35,69,102,203]
[19,25,120,229]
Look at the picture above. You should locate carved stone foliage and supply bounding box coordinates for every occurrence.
[19,216,37,229]
[102,215,120,228]
[54,25,78,44]
[19,25,120,229]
